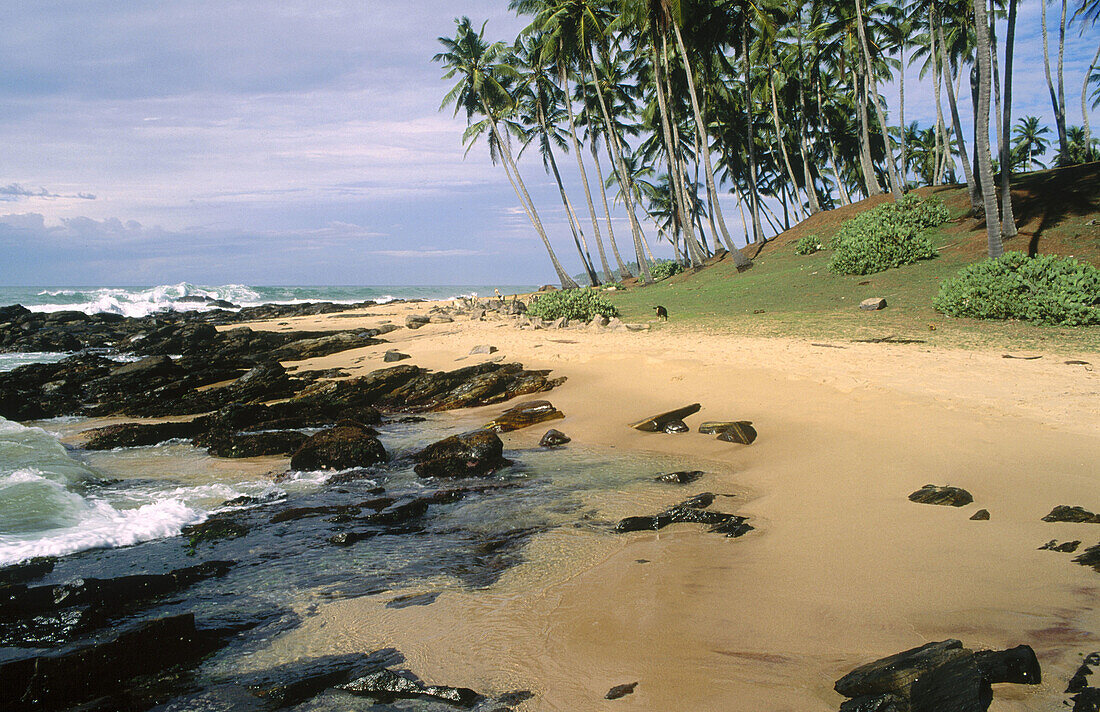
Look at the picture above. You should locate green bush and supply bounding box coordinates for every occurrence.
[649,260,684,281]
[827,195,947,275]
[933,252,1100,326]
[795,234,823,255]
[528,288,619,321]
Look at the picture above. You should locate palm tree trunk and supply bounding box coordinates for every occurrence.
[999,0,1019,239]
[742,24,765,242]
[971,0,1004,258]
[854,67,882,196]
[585,50,653,283]
[671,22,750,267]
[1083,44,1100,148]
[817,78,851,206]
[562,71,613,281]
[544,130,600,285]
[1042,0,1070,155]
[653,34,705,266]
[854,0,903,199]
[485,111,577,289]
[931,12,945,186]
[898,43,907,190]
[939,26,982,214]
[769,76,807,214]
[591,138,632,279]
[990,0,1004,161]
[795,9,823,212]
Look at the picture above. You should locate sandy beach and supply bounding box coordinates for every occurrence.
[216,300,1100,710]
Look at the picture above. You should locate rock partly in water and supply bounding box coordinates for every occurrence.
[245,650,402,707]
[206,430,309,458]
[485,400,564,433]
[716,422,757,444]
[629,403,701,432]
[539,429,570,447]
[908,485,974,507]
[82,420,207,450]
[289,422,387,471]
[616,492,752,538]
[337,668,480,707]
[1042,505,1100,523]
[656,470,704,484]
[414,430,511,479]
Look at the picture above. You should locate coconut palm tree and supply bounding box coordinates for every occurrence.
[1042,0,1071,155]
[436,17,578,289]
[970,0,1004,257]
[1012,116,1052,169]
[999,0,1018,238]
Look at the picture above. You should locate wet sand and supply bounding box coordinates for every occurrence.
[233,301,1100,710]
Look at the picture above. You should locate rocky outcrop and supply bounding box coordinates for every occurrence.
[245,650,402,707]
[629,404,701,432]
[616,493,752,538]
[908,485,974,507]
[833,639,1040,711]
[485,400,564,432]
[82,420,207,450]
[289,422,387,471]
[414,430,511,479]
[539,429,570,447]
[1042,505,1100,523]
[337,668,480,707]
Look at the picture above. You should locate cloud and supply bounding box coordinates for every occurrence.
[0,184,96,202]
[369,249,487,258]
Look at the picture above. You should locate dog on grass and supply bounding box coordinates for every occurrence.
[653,305,668,321]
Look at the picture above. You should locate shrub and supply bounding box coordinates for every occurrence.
[649,260,684,281]
[827,195,947,275]
[933,252,1100,326]
[527,288,619,321]
[795,234,823,255]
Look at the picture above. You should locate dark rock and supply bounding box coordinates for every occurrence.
[629,403,701,432]
[182,515,249,546]
[698,420,751,435]
[485,400,565,432]
[1071,687,1100,711]
[0,556,55,587]
[908,485,974,507]
[835,639,968,698]
[616,492,752,538]
[267,331,381,361]
[414,429,511,479]
[1042,505,1100,523]
[386,592,440,609]
[384,350,410,362]
[82,420,207,450]
[1067,656,1098,693]
[245,650,401,707]
[338,668,480,707]
[839,694,907,711]
[108,355,177,378]
[974,645,1041,685]
[539,429,570,447]
[206,430,308,458]
[1073,543,1100,572]
[716,422,758,444]
[1040,539,1081,552]
[289,422,387,471]
[406,315,430,329]
[970,509,991,521]
[662,419,689,433]
[605,682,638,700]
[656,471,704,484]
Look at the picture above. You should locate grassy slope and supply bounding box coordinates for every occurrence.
[606,162,1100,353]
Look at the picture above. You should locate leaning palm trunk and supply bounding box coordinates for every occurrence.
[543,129,600,285]
[854,67,883,196]
[898,43,907,190]
[1084,44,1100,148]
[741,25,766,242]
[971,0,1004,258]
[990,0,1004,161]
[769,77,807,214]
[485,109,577,289]
[939,26,982,213]
[653,34,705,266]
[930,12,944,185]
[1042,0,1070,155]
[584,51,652,283]
[562,71,613,281]
[590,138,632,278]
[999,0,1019,238]
[854,0,902,199]
[671,22,750,267]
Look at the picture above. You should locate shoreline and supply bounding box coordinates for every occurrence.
[234,298,1100,710]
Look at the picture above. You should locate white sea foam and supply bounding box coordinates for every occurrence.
[26,282,263,318]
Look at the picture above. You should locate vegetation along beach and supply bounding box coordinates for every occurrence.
[0,1,1098,710]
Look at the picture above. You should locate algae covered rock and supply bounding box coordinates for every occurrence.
[414,429,511,479]
[290,422,387,471]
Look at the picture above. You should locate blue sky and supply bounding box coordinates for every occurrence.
[0,1,1096,286]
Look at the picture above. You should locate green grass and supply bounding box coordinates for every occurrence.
[606,170,1100,354]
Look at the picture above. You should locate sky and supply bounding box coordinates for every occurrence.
[0,1,1096,287]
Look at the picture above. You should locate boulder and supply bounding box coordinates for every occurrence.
[485,400,564,432]
[470,344,498,355]
[860,298,888,311]
[656,470,704,484]
[405,315,430,330]
[206,430,308,458]
[82,420,206,450]
[1074,543,1100,572]
[589,314,610,329]
[414,430,511,479]
[383,350,410,362]
[338,668,480,707]
[539,429,570,447]
[1042,505,1100,523]
[606,682,638,700]
[108,355,177,378]
[716,422,758,444]
[267,331,381,361]
[629,403,702,432]
[908,484,974,507]
[970,509,991,521]
[289,422,388,471]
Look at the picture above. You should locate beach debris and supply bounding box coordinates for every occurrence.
[811,343,847,348]
[859,297,888,311]
[539,428,570,447]
[656,470,704,484]
[405,314,430,329]
[414,429,511,479]
[384,349,410,362]
[605,682,639,700]
[616,492,752,538]
[969,509,991,521]
[907,484,974,507]
[1042,505,1100,523]
[338,667,480,707]
[833,639,1040,712]
[1039,539,1081,552]
[852,335,926,344]
[245,650,402,707]
[1066,360,1092,365]
[290,421,387,471]
[717,422,758,444]
[485,400,565,433]
[470,344,498,355]
[1002,354,1042,360]
[630,403,702,432]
